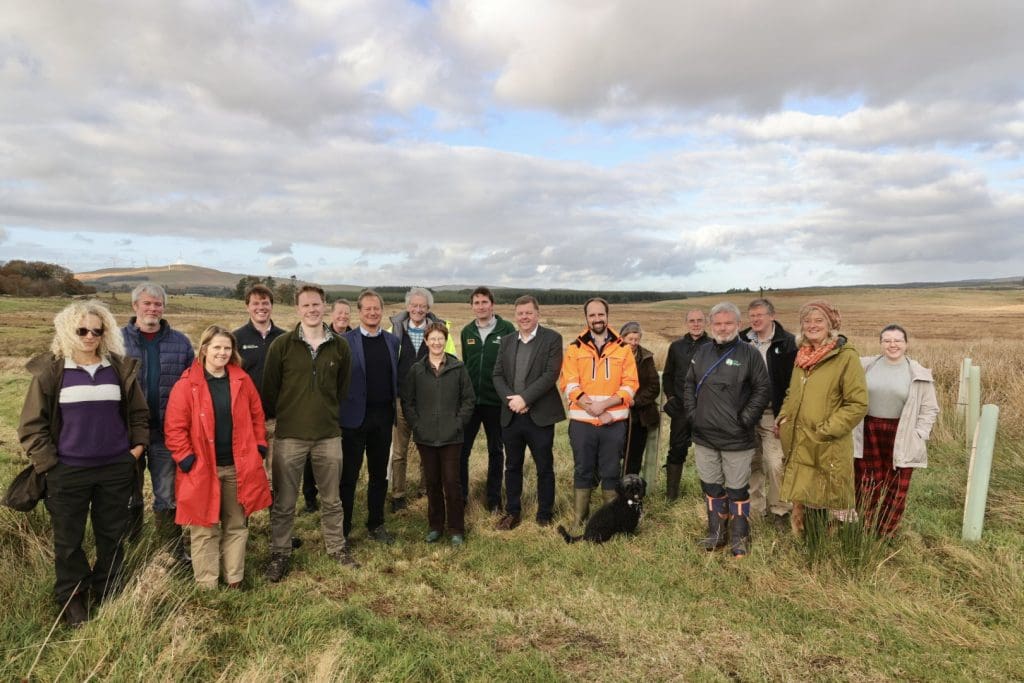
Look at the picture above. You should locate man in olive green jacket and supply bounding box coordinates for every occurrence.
[262,285,352,582]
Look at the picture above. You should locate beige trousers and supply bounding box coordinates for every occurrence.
[270,436,345,555]
[389,403,421,499]
[190,465,248,589]
[750,410,792,517]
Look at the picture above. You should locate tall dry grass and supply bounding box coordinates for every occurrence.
[1,289,1022,680]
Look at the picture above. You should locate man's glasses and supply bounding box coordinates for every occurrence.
[75,327,104,338]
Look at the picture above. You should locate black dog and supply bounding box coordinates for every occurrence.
[557,474,646,543]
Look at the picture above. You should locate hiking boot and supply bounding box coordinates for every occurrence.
[264,553,291,583]
[63,593,89,628]
[425,530,442,543]
[450,534,464,547]
[368,526,395,545]
[495,514,521,531]
[330,544,360,569]
[698,495,729,551]
[303,498,319,514]
[390,497,408,513]
[771,512,791,534]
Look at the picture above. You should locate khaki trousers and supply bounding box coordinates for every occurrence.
[270,437,345,556]
[389,404,421,499]
[190,465,247,589]
[750,410,792,516]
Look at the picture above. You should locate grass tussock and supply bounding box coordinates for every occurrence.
[1,290,1023,680]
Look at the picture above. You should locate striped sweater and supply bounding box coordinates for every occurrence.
[58,359,130,467]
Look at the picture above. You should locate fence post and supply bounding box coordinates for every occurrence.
[956,358,971,420]
[962,404,999,541]
[966,365,981,452]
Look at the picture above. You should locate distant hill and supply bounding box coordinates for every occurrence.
[75,263,1023,298]
[77,264,248,289]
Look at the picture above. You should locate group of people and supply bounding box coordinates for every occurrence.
[16,283,939,627]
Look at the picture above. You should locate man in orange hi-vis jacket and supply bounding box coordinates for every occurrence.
[558,297,639,528]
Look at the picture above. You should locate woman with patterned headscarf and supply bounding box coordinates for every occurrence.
[774,300,868,537]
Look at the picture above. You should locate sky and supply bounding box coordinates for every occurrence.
[1,0,1022,292]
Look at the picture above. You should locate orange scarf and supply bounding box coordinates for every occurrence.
[794,340,837,371]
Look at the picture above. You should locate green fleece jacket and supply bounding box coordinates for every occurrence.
[262,324,351,440]
[460,315,515,407]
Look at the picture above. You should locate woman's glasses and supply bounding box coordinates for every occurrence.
[75,327,104,338]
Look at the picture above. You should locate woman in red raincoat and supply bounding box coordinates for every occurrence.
[165,325,272,589]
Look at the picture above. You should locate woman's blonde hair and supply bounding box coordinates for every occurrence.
[198,325,242,368]
[51,300,124,360]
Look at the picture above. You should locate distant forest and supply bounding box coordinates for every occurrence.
[0,260,96,297]
[232,276,690,306]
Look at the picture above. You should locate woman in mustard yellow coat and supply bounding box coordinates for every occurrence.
[776,301,867,535]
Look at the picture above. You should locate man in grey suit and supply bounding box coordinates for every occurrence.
[492,295,566,529]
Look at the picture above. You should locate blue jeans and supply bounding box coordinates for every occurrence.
[147,435,177,512]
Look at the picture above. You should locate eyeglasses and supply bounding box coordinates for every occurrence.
[76,327,104,338]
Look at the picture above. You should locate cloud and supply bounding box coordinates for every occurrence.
[73,233,94,243]
[268,255,297,270]
[0,1,1020,290]
[115,237,132,246]
[445,1,1024,115]
[258,241,293,255]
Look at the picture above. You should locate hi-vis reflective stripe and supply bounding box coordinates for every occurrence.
[564,382,581,400]
[589,357,614,381]
[569,407,630,422]
[620,385,635,398]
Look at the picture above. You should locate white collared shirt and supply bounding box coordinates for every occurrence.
[518,326,539,344]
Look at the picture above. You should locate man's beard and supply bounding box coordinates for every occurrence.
[713,330,738,344]
[589,321,606,335]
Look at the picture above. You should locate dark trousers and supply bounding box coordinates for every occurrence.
[340,404,394,537]
[569,420,627,490]
[45,457,135,605]
[302,456,318,503]
[502,414,555,520]
[418,443,465,534]
[666,416,692,466]
[459,404,504,506]
[624,414,648,475]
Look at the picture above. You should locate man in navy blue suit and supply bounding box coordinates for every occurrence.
[339,289,401,545]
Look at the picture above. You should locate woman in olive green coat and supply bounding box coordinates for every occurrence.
[776,301,867,534]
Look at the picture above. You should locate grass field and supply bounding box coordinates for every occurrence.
[1,288,1022,681]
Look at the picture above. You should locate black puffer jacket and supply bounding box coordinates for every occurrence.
[738,321,797,416]
[662,332,710,419]
[683,338,771,451]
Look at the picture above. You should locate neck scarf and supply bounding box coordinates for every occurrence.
[795,339,838,371]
